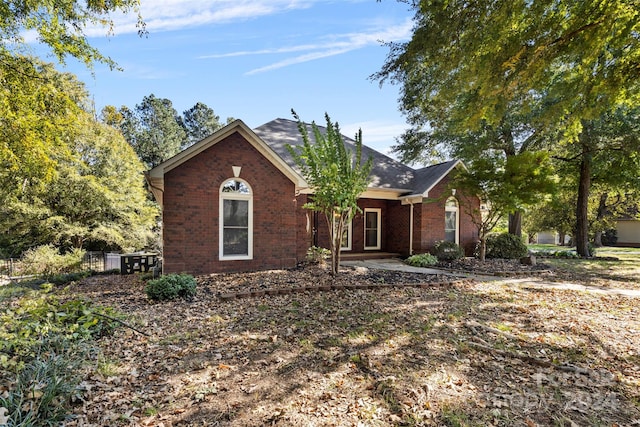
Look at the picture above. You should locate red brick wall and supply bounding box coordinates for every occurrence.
[414,175,480,255]
[312,199,388,253]
[162,132,299,274]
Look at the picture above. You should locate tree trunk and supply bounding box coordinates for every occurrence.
[593,192,608,247]
[478,236,487,262]
[593,231,603,247]
[508,211,522,236]
[575,151,592,257]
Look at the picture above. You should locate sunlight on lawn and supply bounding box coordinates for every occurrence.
[529,245,640,285]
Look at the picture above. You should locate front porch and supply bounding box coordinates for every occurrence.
[340,251,402,261]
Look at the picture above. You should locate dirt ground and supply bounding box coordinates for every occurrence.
[62,262,640,426]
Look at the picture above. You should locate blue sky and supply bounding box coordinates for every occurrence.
[55,0,415,156]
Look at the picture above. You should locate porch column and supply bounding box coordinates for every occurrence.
[409,201,414,255]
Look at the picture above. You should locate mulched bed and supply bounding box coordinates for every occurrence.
[197,264,461,300]
[436,258,552,276]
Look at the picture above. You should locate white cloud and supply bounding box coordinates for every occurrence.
[85,0,323,36]
[218,19,414,74]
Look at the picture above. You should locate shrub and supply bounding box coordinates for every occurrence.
[145,274,197,301]
[405,253,438,267]
[306,246,330,264]
[485,233,528,259]
[433,241,465,261]
[21,245,85,278]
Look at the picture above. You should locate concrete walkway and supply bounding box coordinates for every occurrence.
[342,258,640,298]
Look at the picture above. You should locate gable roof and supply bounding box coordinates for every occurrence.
[147,117,464,206]
[253,118,416,192]
[254,118,463,198]
[146,119,306,206]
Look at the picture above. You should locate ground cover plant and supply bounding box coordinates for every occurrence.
[40,257,640,426]
[0,280,120,426]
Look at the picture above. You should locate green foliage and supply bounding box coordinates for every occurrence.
[453,151,556,261]
[433,241,465,262]
[376,1,640,258]
[48,271,92,286]
[0,349,84,426]
[0,57,81,203]
[530,249,580,259]
[21,246,85,279]
[0,283,118,426]
[375,1,640,143]
[305,246,330,265]
[182,102,227,149]
[0,61,159,255]
[405,253,438,268]
[0,292,117,370]
[116,95,187,168]
[485,233,529,259]
[145,274,197,302]
[0,0,144,70]
[287,110,373,275]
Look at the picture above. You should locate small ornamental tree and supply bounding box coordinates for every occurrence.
[288,110,373,275]
[454,151,555,261]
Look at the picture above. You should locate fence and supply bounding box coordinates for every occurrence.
[0,252,127,281]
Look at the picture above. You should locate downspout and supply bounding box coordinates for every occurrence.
[409,200,414,255]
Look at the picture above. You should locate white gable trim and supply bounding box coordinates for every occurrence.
[146,120,307,207]
[399,160,467,202]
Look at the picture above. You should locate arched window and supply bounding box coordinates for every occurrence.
[444,197,459,244]
[219,179,253,260]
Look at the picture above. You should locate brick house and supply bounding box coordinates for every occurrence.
[147,118,480,275]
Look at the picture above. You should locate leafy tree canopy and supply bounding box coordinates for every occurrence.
[114,95,186,169]
[0,56,83,201]
[376,1,640,141]
[0,0,144,69]
[0,58,157,256]
[454,151,556,260]
[182,102,230,149]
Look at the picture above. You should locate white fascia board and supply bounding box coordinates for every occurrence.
[146,120,308,207]
[418,159,465,198]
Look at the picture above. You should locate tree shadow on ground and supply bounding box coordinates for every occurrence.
[66,272,640,426]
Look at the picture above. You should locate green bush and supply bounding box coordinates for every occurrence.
[485,233,528,259]
[306,246,330,264]
[21,245,85,278]
[0,291,119,370]
[433,241,465,261]
[405,253,438,267]
[145,274,197,301]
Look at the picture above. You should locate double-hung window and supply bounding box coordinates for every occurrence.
[444,197,459,244]
[219,179,253,260]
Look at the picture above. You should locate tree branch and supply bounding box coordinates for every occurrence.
[94,312,150,336]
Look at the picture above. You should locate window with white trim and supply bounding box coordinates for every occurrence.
[219,179,253,260]
[364,208,381,250]
[444,197,459,244]
[336,214,352,251]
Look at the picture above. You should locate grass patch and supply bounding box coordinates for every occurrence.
[529,245,640,286]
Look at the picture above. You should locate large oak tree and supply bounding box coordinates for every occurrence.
[375,0,640,256]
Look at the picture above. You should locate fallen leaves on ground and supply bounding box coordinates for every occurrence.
[61,264,640,426]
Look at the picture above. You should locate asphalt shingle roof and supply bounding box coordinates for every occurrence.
[253,118,459,196]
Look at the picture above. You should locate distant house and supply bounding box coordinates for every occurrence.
[147,118,480,275]
[615,219,640,247]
